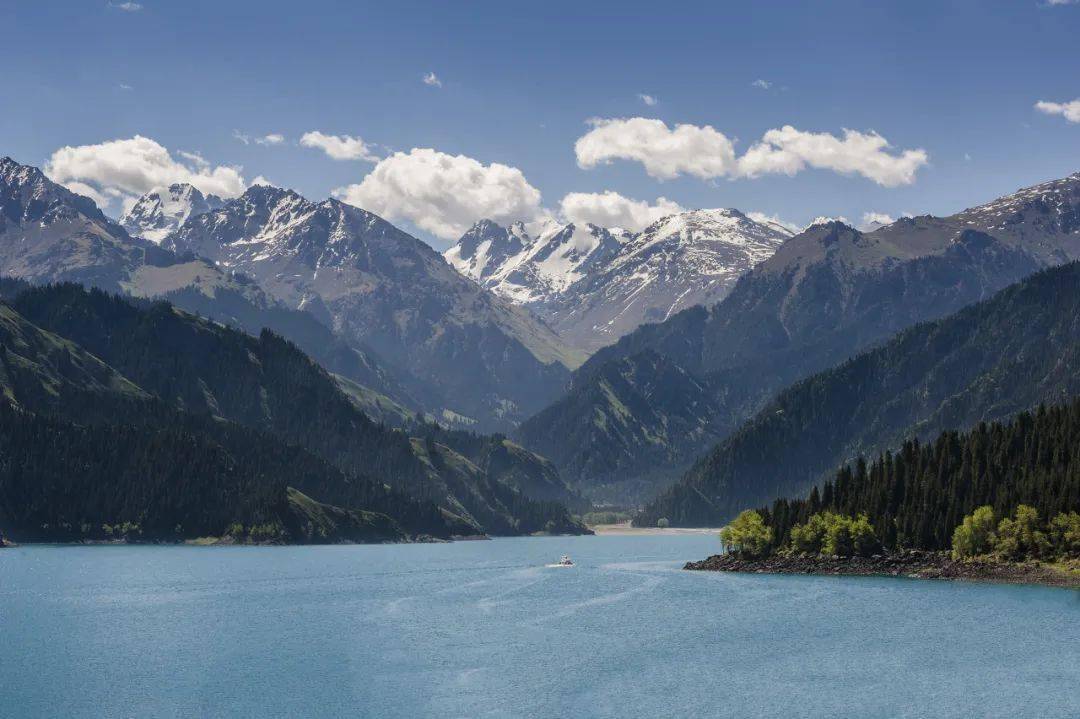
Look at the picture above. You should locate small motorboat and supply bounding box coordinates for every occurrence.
[556,555,574,567]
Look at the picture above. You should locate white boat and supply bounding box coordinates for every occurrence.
[556,555,574,567]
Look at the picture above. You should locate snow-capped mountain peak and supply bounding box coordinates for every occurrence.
[444,208,792,351]
[446,218,630,305]
[120,183,225,243]
[954,173,1080,234]
[161,187,579,430]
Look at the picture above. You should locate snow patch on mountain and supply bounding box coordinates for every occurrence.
[121,183,224,243]
[163,185,580,430]
[446,208,792,351]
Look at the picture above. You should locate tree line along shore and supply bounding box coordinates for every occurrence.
[686,400,1080,588]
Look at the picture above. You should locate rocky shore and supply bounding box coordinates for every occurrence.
[685,550,1080,588]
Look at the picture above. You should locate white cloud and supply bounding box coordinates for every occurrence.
[637,94,658,106]
[336,148,543,240]
[45,135,249,212]
[808,215,851,228]
[861,211,895,229]
[299,131,379,161]
[118,83,133,91]
[575,117,928,187]
[576,117,738,181]
[559,191,682,232]
[423,72,442,88]
[108,1,142,10]
[63,181,114,208]
[751,79,772,90]
[736,126,928,186]
[746,211,800,235]
[177,150,209,168]
[1045,0,1078,5]
[1035,99,1080,123]
[232,130,285,146]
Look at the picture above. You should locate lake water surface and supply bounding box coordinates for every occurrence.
[2,534,1078,718]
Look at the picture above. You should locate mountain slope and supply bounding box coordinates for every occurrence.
[446,209,791,352]
[0,400,455,544]
[0,302,464,543]
[521,173,1079,498]
[166,186,580,430]
[516,350,726,504]
[636,261,1080,526]
[8,283,587,535]
[0,157,427,420]
[0,156,146,290]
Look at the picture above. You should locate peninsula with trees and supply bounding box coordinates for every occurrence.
[687,400,1080,588]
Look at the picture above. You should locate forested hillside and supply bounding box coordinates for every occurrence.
[0,396,469,543]
[523,227,1042,497]
[759,399,1080,552]
[636,261,1080,527]
[0,283,588,539]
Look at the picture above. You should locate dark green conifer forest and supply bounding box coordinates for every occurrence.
[760,400,1080,551]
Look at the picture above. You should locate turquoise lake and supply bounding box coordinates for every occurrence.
[2,534,1078,718]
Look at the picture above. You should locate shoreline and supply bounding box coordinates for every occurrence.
[685,550,1080,589]
[588,521,722,536]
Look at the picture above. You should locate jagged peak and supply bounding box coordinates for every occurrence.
[466,218,505,234]
[0,156,48,186]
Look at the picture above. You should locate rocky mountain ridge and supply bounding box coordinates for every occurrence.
[445,209,792,352]
[163,185,582,431]
[518,172,1080,503]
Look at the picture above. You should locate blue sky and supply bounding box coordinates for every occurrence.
[3,0,1079,245]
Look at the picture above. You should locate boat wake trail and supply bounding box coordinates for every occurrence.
[475,567,547,612]
[542,563,666,620]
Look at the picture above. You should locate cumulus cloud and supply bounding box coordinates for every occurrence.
[45,135,248,212]
[746,211,800,235]
[63,182,116,208]
[576,117,738,181]
[299,131,379,161]
[751,79,772,90]
[423,72,442,88]
[559,191,682,232]
[637,94,658,106]
[233,130,285,146]
[1035,99,1080,123]
[808,215,851,228]
[737,126,928,186]
[336,148,543,240]
[575,117,928,187]
[861,211,895,229]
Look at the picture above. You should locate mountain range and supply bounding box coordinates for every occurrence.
[445,209,792,353]
[518,173,1080,503]
[161,185,581,431]
[636,260,1080,526]
[5,148,1080,538]
[1,157,586,432]
[0,281,588,540]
